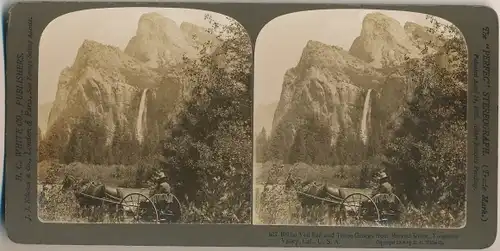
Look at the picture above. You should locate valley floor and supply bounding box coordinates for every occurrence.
[253,162,466,229]
[37,160,164,223]
[37,161,465,227]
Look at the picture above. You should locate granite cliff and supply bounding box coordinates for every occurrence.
[38,102,53,136]
[349,12,422,69]
[124,13,220,69]
[265,12,440,165]
[40,12,220,164]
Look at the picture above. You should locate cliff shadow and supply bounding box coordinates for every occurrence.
[252,9,468,229]
[37,7,253,225]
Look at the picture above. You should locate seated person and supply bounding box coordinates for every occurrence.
[372,171,394,195]
[149,170,173,203]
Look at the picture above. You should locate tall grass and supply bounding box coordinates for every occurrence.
[38,156,159,187]
[254,183,465,228]
[38,184,81,222]
[255,161,364,188]
[254,162,466,228]
[38,157,159,222]
[38,158,244,224]
[38,181,236,224]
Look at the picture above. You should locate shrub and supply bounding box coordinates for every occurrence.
[160,14,252,224]
[383,16,467,219]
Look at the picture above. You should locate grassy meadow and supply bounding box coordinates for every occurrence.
[253,161,465,228]
[37,159,155,222]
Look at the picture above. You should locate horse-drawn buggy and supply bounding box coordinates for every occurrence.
[284,171,405,226]
[61,175,182,224]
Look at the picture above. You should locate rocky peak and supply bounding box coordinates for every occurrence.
[362,12,403,34]
[180,21,201,31]
[47,38,162,133]
[404,21,429,34]
[304,40,343,52]
[68,38,161,86]
[181,22,220,49]
[72,39,125,69]
[404,21,442,49]
[296,40,383,89]
[73,42,164,91]
[125,12,199,68]
[349,12,421,68]
[298,40,352,70]
[180,22,209,38]
[136,12,182,40]
[404,22,430,35]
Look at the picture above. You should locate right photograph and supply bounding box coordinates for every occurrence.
[253,9,467,228]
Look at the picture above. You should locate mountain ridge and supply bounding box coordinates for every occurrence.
[264,12,440,165]
[40,12,220,165]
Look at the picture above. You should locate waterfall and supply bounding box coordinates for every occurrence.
[136,88,149,144]
[360,89,373,145]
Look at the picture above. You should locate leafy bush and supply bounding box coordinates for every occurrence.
[254,177,465,228]
[399,203,466,228]
[38,184,80,222]
[161,14,252,224]
[383,15,467,224]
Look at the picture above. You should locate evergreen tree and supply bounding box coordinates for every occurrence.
[287,126,310,164]
[62,115,108,164]
[265,122,292,162]
[255,127,268,163]
[303,116,332,165]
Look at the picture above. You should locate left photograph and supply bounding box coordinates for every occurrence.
[37,7,253,224]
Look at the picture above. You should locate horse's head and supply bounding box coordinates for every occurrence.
[61,175,76,192]
[284,172,296,189]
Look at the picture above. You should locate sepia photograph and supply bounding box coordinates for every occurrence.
[37,7,253,224]
[253,9,467,228]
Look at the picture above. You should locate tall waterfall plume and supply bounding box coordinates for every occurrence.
[360,89,373,145]
[136,88,149,144]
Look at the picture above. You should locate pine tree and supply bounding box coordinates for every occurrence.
[287,126,310,164]
[265,122,291,162]
[255,127,268,163]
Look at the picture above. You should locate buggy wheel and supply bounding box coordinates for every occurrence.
[149,193,182,223]
[371,193,405,224]
[341,192,380,225]
[119,192,159,223]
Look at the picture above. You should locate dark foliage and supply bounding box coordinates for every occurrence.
[383,16,467,217]
[160,15,253,223]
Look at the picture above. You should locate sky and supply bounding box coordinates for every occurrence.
[253,9,454,107]
[38,7,231,105]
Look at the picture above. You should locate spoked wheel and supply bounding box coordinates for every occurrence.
[341,192,380,225]
[149,193,182,223]
[119,192,159,224]
[371,193,405,225]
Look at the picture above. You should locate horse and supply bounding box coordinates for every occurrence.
[285,172,347,225]
[61,175,124,222]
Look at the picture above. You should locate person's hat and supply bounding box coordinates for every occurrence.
[154,170,166,179]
